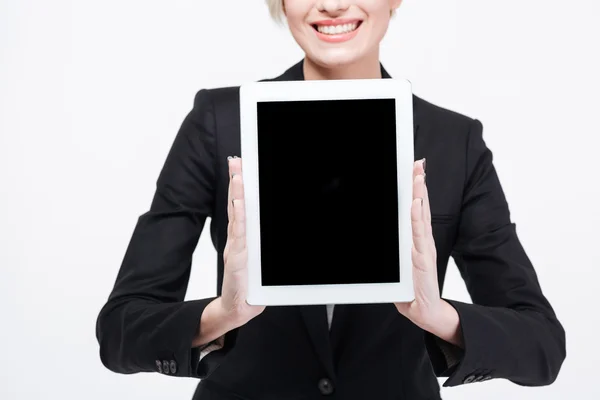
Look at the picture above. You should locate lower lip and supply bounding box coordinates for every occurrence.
[314,24,361,43]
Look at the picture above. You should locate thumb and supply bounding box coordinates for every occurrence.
[394,301,412,317]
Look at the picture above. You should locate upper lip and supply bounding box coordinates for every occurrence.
[311,18,362,26]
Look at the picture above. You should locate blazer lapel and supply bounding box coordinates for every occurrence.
[298,305,336,378]
[270,59,304,81]
[266,58,422,378]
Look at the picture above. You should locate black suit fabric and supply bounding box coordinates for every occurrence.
[95,60,565,400]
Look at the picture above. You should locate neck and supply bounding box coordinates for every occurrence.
[303,49,382,80]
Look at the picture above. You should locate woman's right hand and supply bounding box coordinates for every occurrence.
[220,156,265,327]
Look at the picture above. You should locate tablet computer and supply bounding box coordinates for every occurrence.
[239,78,414,306]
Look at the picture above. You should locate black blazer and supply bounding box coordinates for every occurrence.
[96,60,566,400]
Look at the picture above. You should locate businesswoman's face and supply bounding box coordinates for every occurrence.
[283,0,402,68]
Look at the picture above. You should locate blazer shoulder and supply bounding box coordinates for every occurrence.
[197,71,282,111]
[199,85,240,110]
[413,94,477,132]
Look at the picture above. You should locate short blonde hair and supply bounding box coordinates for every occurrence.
[265,0,396,23]
[266,0,284,22]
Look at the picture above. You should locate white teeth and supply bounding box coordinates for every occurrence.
[316,22,358,35]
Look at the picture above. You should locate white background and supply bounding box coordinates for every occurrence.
[1,0,599,399]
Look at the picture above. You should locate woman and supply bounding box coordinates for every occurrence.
[95,1,566,399]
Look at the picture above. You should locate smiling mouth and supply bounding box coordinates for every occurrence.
[311,21,362,35]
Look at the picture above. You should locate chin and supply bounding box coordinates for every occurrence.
[305,48,366,69]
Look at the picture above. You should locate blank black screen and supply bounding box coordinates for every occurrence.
[256,99,400,286]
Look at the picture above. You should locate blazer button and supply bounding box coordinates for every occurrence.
[162,360,170,374]
[463,374,476,383]
[169,360,177,374]
[155,360,162,374]
[318,378,334,395]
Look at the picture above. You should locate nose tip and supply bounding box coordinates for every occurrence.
[318,0,350,14]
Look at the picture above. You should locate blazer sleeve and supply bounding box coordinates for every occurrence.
[95,89,237,379]
[425,118,566,387]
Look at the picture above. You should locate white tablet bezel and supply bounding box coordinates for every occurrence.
[239,78,414,306]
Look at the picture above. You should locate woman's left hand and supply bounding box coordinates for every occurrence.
[394,159,444,330]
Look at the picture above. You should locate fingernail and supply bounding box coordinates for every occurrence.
[227,156,233,160]
[422,158,426,172]
[233,155,238,159]
[423,172,426,183]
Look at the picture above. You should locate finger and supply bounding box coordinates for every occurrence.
[412,158,425,181]
[230,198,246,254]
[227,157,235,240]
[422,176,432,238]
[411,196,427,254]
[224,158,233,262]
[229,157,245,256]
[227,157,243,235]
[418,161,435,253]
[230,158,244,204]
[413,172,426,206]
